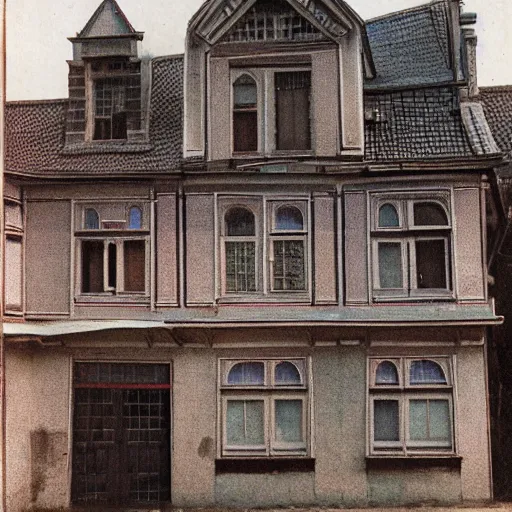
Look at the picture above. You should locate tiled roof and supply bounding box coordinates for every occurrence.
[364,87,474,161]
[479,86,512,157]
[5,55,184,176]
[365,1,455,90]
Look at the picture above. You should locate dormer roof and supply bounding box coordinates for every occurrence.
[77,0,141,38]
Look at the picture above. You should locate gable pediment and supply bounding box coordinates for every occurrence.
[192,0,362,45]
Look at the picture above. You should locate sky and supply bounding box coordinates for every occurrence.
[6,0,512,101]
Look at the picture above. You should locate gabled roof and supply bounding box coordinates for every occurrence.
[365,0,455,90]
[5,56,183,177]
[78,0,137,38]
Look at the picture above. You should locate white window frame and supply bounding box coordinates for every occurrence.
[217,195,311,301]
[370,192,454,301]
[74,202,151,302]
[219,358,310,458]
[368,356,455,456]
[230,67,313,157]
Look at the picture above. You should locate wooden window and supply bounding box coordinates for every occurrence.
[371,195,452,300]
[81,240,104,293]
[85,208,100,230]
[275,71,311,151]
[233,75,258,153]
[369,357,454,455]
[224,207,257,293]
[124,240,146,292]
[220,358,309,457]
[93,77,128,140]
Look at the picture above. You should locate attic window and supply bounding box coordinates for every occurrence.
[224,2,325,42]
[93,77,127,140]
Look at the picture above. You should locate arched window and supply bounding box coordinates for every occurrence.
[227,362,265,385]
[128,206,142,229]
[276,206,303,231]
[378,203,399,228]
[225,207,255,237]
[233,75,258,153]
[85,208,99,229]
[275,361,302,385]
[413,202,448,226]
[410,360,447,385]
[375,361,399,385]
[224,207,256,292]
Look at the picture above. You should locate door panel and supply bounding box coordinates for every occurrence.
[72,363,171,505]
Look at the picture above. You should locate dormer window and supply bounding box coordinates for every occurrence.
[233,75,258,153]
[94,77,127,140]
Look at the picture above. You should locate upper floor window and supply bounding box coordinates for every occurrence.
[230,69,311,156]
[219,196,309,300]
[94,77,128,140]
[233,75,258,153]
[369,357,454,456]
[75,203,149,301]
[371,193,452,301]
[219,358,310,457]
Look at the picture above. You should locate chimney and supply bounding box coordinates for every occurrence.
[460,11,478,99]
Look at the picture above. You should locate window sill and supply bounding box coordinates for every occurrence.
[372,294,456,304]
[217,294,311,305]
[75,295,150,305]
[366,455,461,470]
[216,458,315,474]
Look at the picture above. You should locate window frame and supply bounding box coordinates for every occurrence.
[219,358,311,458]
[230,67,313,158]
[370,192,454,301]
[368,356,456,457]
[217,195,311,302]
[74,202,151,303]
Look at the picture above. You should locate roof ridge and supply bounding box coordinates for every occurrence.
[479,85,512,93]
[151,53,184,63]
[366,0,444,24]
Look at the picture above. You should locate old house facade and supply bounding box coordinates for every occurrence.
[3,0,505,509]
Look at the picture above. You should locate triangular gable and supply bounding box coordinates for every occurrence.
[78,0,136,38]
[192,0,362,45]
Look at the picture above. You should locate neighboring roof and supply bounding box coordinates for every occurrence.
[78,0,137,37]
[365,0,455,90]
[479,86,512,158]
[5,56,184,177]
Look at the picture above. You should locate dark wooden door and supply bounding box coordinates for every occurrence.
[71,363,171,505]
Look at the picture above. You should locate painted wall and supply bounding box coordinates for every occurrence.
[4,327,492,511]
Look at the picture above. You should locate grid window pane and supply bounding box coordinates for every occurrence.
[429,400,451,441]
[225,241,256,292]
[273,240,305,290]
[374,400,399,442]
[409,399,451,444]
[275,400,303,443]
[227,400,264,446]
[378,242,403,289]
[409,400,428,440]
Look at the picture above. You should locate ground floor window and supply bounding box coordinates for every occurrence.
[72,363,171,505]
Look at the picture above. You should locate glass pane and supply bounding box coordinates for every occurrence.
[429,400,451,443]
[227,400,264,445]
[410,360,447,385]
[409,400,428,440]
[227,362,265,385]
[85,209,99,229]
[374,400,399,442]
[124,240,145,292]
[81,241,103,293]
[276,206,303,230]
[378,243,402,289]
[234,75,257,107]
[225,241,256,292]
[129,207,142,229]
[275,362,301,385]
[414,202,448,226]
[225,208,255,236]
[108,243,117,289]
[416,239,447,289]
[234,111,258,152]
[375,361,399,385]
[379,204,399,227]
[275,400,303,443]
[273,240,305,291]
